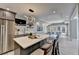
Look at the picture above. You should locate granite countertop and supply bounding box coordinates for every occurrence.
[13,34,49,49]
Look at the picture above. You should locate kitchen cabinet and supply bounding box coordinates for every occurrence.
[0,10,5,19]
[0,8,15,20]
[5,12,15,20]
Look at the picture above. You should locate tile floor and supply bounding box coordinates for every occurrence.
[59,36,78,55]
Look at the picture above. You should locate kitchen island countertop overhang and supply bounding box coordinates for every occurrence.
[13,34,49,49]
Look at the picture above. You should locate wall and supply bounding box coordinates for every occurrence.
[15,25,27,35]
[15,25,40,35]
[78,16,79,40]
[78,13,79,55]
[70,5,78,40]
[15,17,45,35]
[70,19,77,39]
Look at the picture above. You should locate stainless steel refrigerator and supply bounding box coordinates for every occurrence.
[0,8,16,54]
[0,19,7,54]
[0,19,15,54]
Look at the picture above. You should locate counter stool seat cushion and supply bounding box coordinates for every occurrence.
[41,43,52,55]
[47,40,53,44]
[31,49,44,55]
[41,43,52,50]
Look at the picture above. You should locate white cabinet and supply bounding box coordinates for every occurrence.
[5,12,15,20]
[0,10,5,19]
[0,8,16,21]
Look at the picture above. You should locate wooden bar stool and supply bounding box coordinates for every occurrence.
[46,38,53,44]
[52,39,60,55]
[31,49,44,55]
[41,43,52,55]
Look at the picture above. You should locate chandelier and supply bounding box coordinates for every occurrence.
[26,16,35,28]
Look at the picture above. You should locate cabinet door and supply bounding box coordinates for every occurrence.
[5,12,15,20]
[0,19,3,54]
[7,21,15,51]
[0,10,5,19]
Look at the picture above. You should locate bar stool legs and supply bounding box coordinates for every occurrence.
[52,39,60,55]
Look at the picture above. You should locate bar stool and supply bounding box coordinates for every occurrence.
[52,39,60,55]
[46,39,54,55]
[41,43,52,55]
[47,39,53,44]
[31,49,44,55]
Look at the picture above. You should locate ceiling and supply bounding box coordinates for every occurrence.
[0,3,76,22]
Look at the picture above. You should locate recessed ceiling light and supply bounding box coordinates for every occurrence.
[6,8,10,10]
[53,11,56,14]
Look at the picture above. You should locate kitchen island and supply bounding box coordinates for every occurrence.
[13,34,49,55]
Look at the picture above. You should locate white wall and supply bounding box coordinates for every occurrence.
[70,5,78,40]
[78,16,79,40]
[15,26,27,35]
[15,20,45,35]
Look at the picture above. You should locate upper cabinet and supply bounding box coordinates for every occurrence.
[0,8,16,20]
[0,10,6,19]
[5,12,15,20]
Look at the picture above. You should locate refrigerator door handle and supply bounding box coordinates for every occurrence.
[2,25,7,52]
[1,25,2,43]
[1,25,3,52]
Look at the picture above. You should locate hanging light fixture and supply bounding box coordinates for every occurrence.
[26,9,35,28]
[27,16,35,28]
[29,9,34,13]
